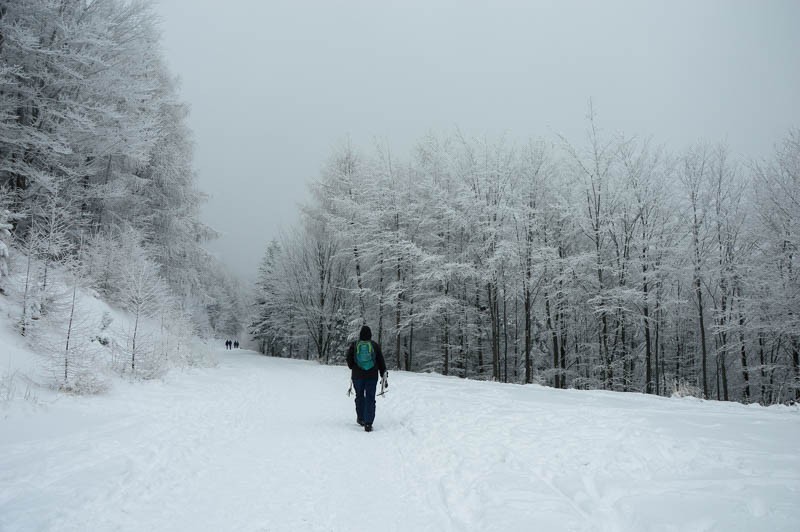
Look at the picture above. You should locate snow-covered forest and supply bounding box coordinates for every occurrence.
[250,119,800,406]
[1,1,798,530]
[3,0,795,408]
[0,0,245,390]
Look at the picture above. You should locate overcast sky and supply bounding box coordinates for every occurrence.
[154,0,800,282]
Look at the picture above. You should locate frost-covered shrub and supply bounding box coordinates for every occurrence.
[100,311,113,331]
[0,240,9,295]
[94,335,110,347]
[0,370,40,406]
[671,379,703,399]
[59,369,109,395]
[15,257,111,395]
[112,325,164,380]
[94,312,114,346]
[0,369,18,404]
[0,206,14,295]
[32,299,109,394]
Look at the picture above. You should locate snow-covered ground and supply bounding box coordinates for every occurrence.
[1,349,799,532]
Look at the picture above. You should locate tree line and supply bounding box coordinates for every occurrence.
[251,114,799,405]
[0,0,243,391]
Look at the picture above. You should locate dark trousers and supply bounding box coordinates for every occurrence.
[353,377,378,425]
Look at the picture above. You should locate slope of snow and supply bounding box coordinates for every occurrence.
[1,349,798,532]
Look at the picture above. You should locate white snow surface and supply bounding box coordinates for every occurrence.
[2,349,799,532]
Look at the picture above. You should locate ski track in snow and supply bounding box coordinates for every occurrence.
[1,349,798,532]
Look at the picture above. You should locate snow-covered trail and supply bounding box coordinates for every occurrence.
[1,350,443,531]
[1,349,798,532]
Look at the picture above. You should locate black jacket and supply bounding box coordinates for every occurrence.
[346,325,386,380]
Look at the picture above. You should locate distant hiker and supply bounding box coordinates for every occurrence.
[225,340,231,350]
[234,340,239,349]
[346,325,386,432]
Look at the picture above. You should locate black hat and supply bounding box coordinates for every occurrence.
[359,325,372,341]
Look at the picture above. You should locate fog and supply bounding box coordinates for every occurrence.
[155,0,800,282]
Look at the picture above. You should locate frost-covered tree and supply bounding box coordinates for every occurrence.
[560,105,622,389]
[117,248,170,378]
[753,129,800,401]
[0,0,242,351]
[250,240,287,355]
[256,122,800,406]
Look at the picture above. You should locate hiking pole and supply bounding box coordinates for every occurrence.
[347,379,353,397]
[378,372,388,397]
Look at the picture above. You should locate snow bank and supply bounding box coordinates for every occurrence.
[0,267,216,407]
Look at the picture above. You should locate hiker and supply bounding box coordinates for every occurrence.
[225,340,230,350]
[234,340,239,349]
[346,325,386,432]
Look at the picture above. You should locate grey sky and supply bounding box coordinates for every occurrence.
[154,0,800,282]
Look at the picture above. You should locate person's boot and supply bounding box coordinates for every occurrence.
[364,424,373,432]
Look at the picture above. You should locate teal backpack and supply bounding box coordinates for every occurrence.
[355,340,375,370]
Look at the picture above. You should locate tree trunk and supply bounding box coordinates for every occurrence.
[132,311,139,375]
[502,280,509,383]
[524,279,532,384]
[64,283,78,385]
[487,282,500,380]
[461,283,468,379]
[353,242,365,321]
[674,329,683,388]
[695,271,709,398]
[692,200,710,398]
[443,312,450,376]
[793,339,800,402]
[718,282,730,401]
[410,263,415,369]
[513,290,520,383]
[377,254,384,345]
[544,288,559,388]
[758,334,767,405]
[559,310,567,389]
[620,317,630,392]
[20,233,34,336]
[654,279,663,396]
[395,258,402,370]
[642,248,653,394]
[738,315,750,403]
[476,282,484,376]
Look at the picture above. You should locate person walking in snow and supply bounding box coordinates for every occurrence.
[346,325,386,432]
